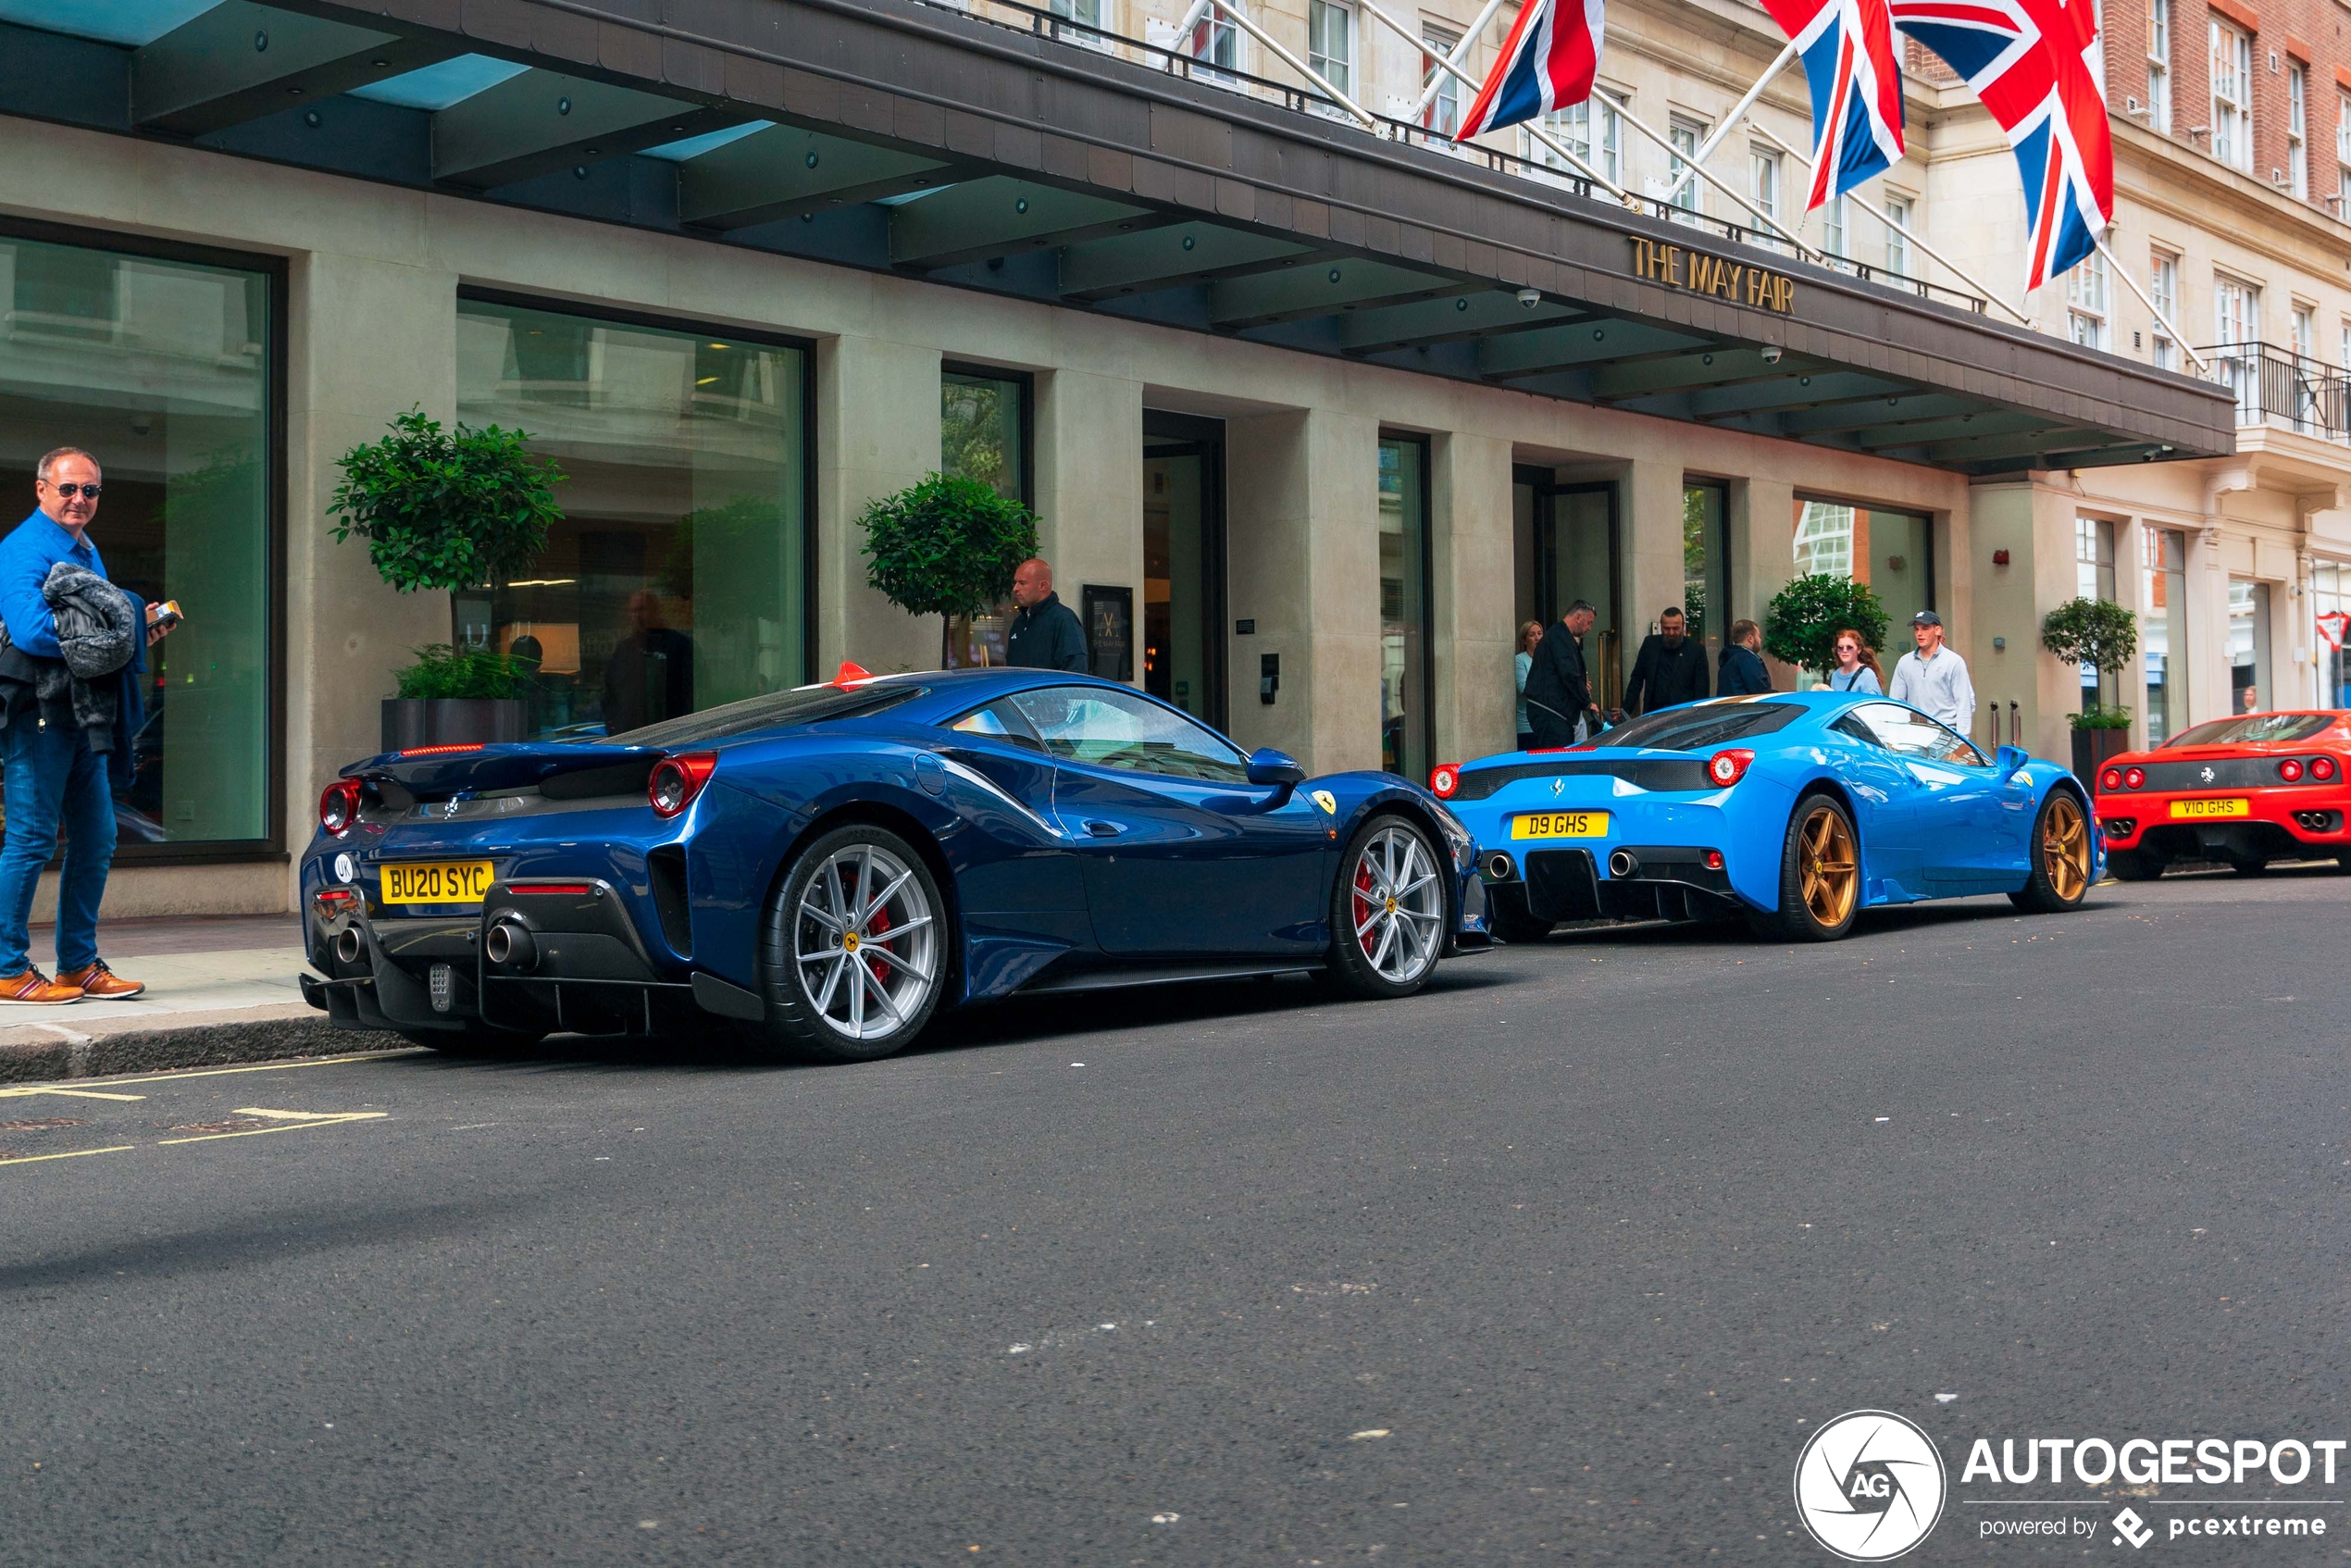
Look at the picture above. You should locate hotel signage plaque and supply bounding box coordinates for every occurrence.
[1629,237,1795,314]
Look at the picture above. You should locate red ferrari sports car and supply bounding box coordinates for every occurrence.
[2093,711,2351,879]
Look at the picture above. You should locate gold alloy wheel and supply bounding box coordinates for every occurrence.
[1797,804,1859,927]
[2040,791,2092,902]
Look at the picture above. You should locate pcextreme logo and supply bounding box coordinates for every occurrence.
[1794,1411,1949,1562]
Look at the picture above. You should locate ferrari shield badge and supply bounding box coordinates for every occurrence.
[1310,790,1337,815]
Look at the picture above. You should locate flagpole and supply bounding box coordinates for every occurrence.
[1354,0,1633,198]
[1590,85,1828,263]
[2093,233,2209,375]
[1744,118,2034,326]
[1412,0,1508,120]
[1654,37,1800,208]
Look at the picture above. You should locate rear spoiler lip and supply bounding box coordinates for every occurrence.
[341,741,664,794]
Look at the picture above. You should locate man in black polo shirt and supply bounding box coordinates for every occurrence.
[1004,556,1088,672]
[1622,604,1710,716]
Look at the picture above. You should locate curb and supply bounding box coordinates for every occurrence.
[0,1011,404,1084]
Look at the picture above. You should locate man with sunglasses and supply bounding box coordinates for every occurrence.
[0,448,173,1004]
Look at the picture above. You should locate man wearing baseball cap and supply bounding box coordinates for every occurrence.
[1885,610,1976,734]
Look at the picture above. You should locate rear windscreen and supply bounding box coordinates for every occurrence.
[2162,713,2334,748]
[1582,701,1806,753]
[603,683,927,747]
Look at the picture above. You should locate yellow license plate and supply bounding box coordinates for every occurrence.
[2169,798,2250,820]
[380,860,496,905]
[1511,811,1611,840]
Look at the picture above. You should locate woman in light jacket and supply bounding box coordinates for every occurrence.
[1514,620,1542,750]
[1826,628,1884,694]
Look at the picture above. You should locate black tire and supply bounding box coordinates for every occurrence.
[2107,848,2165,881]
[1325,813,1449,999]
[1756,792,1860,942]
[399,1024,545,1054]
[753,824,948,1064]
[2009,788,2096,912]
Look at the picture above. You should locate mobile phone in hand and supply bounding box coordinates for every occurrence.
[149,600,183,631]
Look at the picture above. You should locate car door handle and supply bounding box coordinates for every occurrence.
[1084,819,1123,838]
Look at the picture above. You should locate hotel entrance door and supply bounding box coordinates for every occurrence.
[1142,411,1227,730]
[1526,479,1624,713]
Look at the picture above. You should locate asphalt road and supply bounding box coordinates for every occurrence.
[4,870,2346,1567]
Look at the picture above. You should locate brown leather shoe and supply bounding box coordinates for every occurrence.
[56,960,143,1000]
[0,968,82,1004]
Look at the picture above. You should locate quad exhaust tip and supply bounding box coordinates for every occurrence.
[1608,849,1640,879]
[333,927,363,965]
[1485,851,1515,881]
[485,919,537,971]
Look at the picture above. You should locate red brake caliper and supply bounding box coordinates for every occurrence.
[865,902,893,986]
[1352,858,1377,957]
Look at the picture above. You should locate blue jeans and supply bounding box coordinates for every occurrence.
[0,707,117,976]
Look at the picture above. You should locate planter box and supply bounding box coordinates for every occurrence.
[2070,725,2131,782]
[381,698,529,752]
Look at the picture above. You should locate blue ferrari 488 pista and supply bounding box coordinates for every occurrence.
[300,667,1488,1061]
[1431,692,2099,942]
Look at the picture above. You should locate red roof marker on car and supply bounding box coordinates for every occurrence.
[834,660,873,687]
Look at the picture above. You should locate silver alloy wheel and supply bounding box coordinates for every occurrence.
[793,842,939,1041]
[1349,824,1444,986]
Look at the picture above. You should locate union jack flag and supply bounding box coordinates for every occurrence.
[1453,0,1606,142]
[1760,0,1907,212]
[1889,0,2113,291]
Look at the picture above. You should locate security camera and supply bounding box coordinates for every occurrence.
[1760,344,1784,365]
[1516,288,1542,308]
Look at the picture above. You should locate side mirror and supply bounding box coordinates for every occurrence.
[1246,747,1306,791]
[1995,743,2029,780]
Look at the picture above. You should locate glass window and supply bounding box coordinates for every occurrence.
[2150,251,2179,369]
[2142,528,2187,743]
[618,680,924,748]
[1047,0,1101,28]
[1379,435,1431,778]
[941,367,1029,669]
[1189,8,1238,74]
[1822,194,1847,258]
[2210,19,2252,170]
[947,697,1044,749]
[1748,146,1782,249]
[2166,712,2333,747]
[1422,27,1462,137]
[1594,700,1804,753]
[2228,577,2270,714]
[1668,117,1705,224]
[1682,481,1729,657]
[2074,517,2117,711]
[1883,194,1912,277]
[2146,0,2172,131]
[1006,685,1246,781]
[1534,100,1620,185]
[1843,702,1988,765]
[459,298,809,740]
[2290,62,2309,198]
[0,230,274,848]
[2316,559,2350,709]
[1796,500,1930,622]
[1308,0,1352,101]
[2066,249,2109,350]
[2213,276,2260,419]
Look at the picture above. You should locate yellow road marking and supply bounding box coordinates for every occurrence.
[0,1144,136,1166]
[0,1087,144,1101]
[156,1112,386,1146]
[89,1052,415,1090]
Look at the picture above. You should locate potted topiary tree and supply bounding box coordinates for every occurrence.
[857,472,1040,668]
[1762,573,1891,686]
[2041,596,2139,780]
[330,409,565,748]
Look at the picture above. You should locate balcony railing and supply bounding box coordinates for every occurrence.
[2200,341,2351,442]
[913,0,1992,314]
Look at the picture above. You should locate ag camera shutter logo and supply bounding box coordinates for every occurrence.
[1794,1410,1947,1561]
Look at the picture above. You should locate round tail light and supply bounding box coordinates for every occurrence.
[1429,764,1461,799]
[2280,759,2305,782]
[319,778,363,834]
[1708,748,1756,787]
[2122,767,2145,790]
[2313,756,2337,781]
[2099,767,2122,791]
[648,752,718,818]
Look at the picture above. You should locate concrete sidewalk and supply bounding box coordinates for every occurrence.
[0,915,390,1081]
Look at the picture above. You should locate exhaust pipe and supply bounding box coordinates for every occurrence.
[1608,849,1640,879]
[1485,851,1515,881]
[333,927,364,965]
[485,919,537,971]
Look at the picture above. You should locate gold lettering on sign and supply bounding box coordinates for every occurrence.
[1625,237,1795,315]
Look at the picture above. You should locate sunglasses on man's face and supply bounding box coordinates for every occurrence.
[48,483,101,501]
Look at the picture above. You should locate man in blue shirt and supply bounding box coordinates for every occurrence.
[0,448,170,1004]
